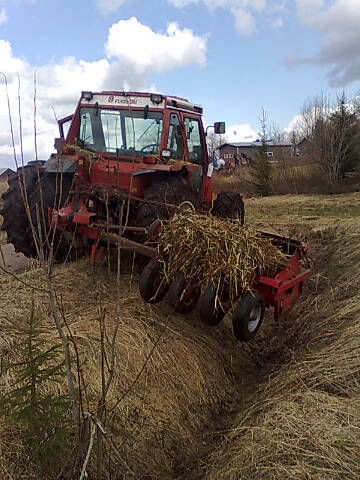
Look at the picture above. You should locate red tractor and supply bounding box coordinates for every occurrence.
[1,91,244,262]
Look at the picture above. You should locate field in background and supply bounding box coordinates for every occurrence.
[0,192,359,478]
[213,162,360,197]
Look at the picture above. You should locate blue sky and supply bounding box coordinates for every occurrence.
[0,0,359,165]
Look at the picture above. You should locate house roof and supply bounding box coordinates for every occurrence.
[219,140,293,149]
[0,168,15,177]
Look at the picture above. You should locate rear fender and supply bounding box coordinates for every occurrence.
[45,155,78,174]
[134,170,188,195]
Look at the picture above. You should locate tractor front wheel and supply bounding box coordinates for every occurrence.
[28,173,77,262]
[135,175,199,229]
[212,192,245,224]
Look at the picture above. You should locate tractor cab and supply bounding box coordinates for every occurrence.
[54,91,225,204]
[58,91,217,165]
[2,89,243,268]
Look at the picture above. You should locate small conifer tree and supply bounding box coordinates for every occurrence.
[249,108,272,196]
[0,305,72,478]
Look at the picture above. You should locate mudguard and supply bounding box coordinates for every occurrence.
[45,155,78,174]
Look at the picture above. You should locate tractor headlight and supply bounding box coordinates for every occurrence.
[161,149,171,160]
[82,91,93,101]
[150,93,163,104]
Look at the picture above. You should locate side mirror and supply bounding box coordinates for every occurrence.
[214,122,226,134]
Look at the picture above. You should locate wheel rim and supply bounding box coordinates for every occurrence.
[247,304,262,333]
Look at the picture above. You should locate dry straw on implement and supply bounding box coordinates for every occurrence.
[158,213,287,297]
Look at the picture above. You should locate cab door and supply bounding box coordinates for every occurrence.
[182,114,207,191]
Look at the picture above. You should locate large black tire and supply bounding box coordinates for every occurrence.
[199,285,229,326]
[232,292,265,342]
[28,173,76,262]
[1,162,44,257]
[139,258,168,304]
[135,175,199,228]
[167,272,200,314]
[212,192,245,225]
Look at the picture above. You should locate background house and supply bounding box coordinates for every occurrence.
[218,140,295,165]
[0,168,15,183]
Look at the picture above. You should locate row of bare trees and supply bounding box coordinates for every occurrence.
[288,92,360,188]
[210,91,360,196]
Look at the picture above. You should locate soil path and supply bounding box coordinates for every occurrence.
[0,243,33,274]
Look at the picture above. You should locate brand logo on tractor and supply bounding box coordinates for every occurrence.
[108,96,138,105]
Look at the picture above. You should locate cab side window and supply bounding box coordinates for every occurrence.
[184,118,204,164]
[167,114,184,159]
[80,112,94,146]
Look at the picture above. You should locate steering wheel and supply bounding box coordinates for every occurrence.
[140,144,158,153]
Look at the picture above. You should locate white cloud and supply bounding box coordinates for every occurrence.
[0,8,8,24]
[231,7,256,35]
[0,18,208,167]
[225,123,258,143]
[291,0,360,86]
[97,0,130,14]
[0,41,28,77]
[106,17,207,72]
[168,0,267,34]
[296,0,325,26]
[271,17,283,29]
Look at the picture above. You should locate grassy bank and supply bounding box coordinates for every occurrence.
[0,192,359,479]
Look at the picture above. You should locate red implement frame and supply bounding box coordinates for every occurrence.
[253,233,311,320]
[51,195,311,320]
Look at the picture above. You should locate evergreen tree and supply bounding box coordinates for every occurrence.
[249,108,272,196]
[0,306,72,478]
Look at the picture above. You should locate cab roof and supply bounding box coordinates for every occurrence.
[80,91,203,115]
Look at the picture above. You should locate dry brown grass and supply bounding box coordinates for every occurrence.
[0,193,359,479]
[0,261,255,479]
[204,196,360,480]
[213,161,360,197]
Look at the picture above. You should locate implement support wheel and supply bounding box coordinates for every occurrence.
[168,273,200,314]
[199,285,229,326]
[139,258,168,304]
[232,292,265,342]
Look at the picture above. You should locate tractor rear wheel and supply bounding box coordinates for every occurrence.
[212,192,244,224]
[1,162,43,257]
[28,173,77,262]
[135,175,199,228]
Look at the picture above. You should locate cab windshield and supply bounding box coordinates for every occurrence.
[79,108,163,156]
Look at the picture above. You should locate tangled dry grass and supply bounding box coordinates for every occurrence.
[158,213,286,297]
[0,193,359,479]
[0,261,254,479]
[204,196,360,480]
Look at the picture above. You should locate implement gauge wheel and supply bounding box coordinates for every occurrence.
[168,272,200,314]
[139,258,168,304]
[199,285,229,326]
[232,292,265,342]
